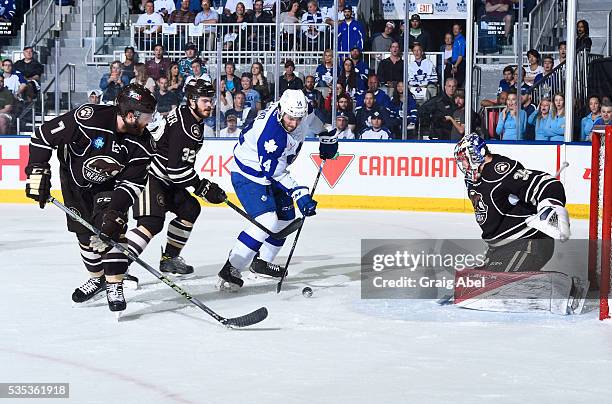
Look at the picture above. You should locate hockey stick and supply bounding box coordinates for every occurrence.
[225,199,303,239]
[49,197,267,328]
[276,160,325,293]
[555,161,569,178]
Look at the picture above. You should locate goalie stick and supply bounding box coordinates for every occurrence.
[276,160,325,293]
[49,197,268,328]
[225,199,303,239]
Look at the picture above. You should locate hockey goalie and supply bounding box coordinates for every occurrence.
[451,133,587,315]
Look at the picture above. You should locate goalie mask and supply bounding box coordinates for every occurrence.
[454,133,489,181]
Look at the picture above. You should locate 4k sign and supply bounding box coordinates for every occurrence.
[310,154,354,188]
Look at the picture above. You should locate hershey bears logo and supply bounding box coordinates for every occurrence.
[190,124,202,139]
[494,161,511,175]
[77,106,94,120]
[82,156,124,183]
[469,189,488,225]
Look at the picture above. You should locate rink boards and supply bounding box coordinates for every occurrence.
[0,136,591,218]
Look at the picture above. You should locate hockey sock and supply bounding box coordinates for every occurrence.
[79,243,102,275]
[126,226,153,259]
[258,219,291,262]
[229,212,278,270]
[164,219,193,258]
[102,240,129,277]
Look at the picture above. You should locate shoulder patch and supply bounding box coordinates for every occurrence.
[494,161,511,175]
[190,124,202,139]
[76,106,94,120]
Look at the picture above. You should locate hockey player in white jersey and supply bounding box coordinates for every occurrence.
[217,89,338,291]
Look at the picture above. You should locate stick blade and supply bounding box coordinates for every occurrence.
[275,218,304,239]
[222,307,268,328]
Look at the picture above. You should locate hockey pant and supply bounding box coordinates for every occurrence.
[228,172,295,271]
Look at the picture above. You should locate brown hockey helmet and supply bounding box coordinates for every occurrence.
[116,83,157,116]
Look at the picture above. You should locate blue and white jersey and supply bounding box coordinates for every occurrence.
[232,103,312,194]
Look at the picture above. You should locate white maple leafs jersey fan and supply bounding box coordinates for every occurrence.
[29,104,153,211]
[465,154,566,246]
[232,102,314,194]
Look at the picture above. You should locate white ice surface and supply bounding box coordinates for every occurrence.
[1,204,610,404]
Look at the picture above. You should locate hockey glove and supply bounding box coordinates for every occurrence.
[25,163,51,209]
[195,178,227,204]
[525,199,571,241]
[91,210,127,254]
[292,186,317,217]
[318,130,338,160]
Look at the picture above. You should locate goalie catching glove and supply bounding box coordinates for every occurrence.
[318,130,338,160]
[25,163,52,209]
[90,210,127,254]
[195,178,227,204]
[525,199,571,241]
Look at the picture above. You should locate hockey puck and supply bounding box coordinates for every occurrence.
[302,287,313,298]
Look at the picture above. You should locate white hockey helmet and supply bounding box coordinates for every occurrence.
[279,89,308,119]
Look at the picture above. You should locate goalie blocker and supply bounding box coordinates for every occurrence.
[450,134,585,315]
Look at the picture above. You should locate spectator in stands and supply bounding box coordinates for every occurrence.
[408,43,438,105]
[220,114,240,137]
[335,112,354,139]
[279,59,304,95]
[418,77,457,140]
[247,0,273,51]
[170,0,196,25]
[337,6,365,53]
[377,42,404,88]
[576,20,592,52]
[2,60,26,98]
[541,92,566,141]
[371,21,396,53]
[132,0,147,13]
[154,75,180,116]
[184,58,209,89]
[439,32,453,78]
[303,75,324,120]
[195,0,219,51]
[218,79,234,114]
[155,0,176,21]
[355,91,390,134]
[0,75,14,134]
[534,55,554,84]
[484,0,513,45]
[222,2,248,50]
[555,41,566,67]
[333,93,356,129]
[323,82,348,116]
[166,61,184,95]
[524,49,543,86]
[446,24,466,87]
[251,62,271,104]
[528,97,552,141]
[581,95,601,141]
[521,88,536,118]
[13,46,43,102]
[241,75,262,110]
[280,0,300,50]
[349,47,369,84]
[122,47,137,81]
[315,49,334,91]
[359,111,392,140]
[497,65,515,95]
[300,0,326,51]
[174,0,201,13]
[178,42,198,79]
[131,63,156,93]
[99,60,130,103]
[390,81,417,126]
[338,57,365,98]
[593,100,612,126]
[135,1,164,46]
[446,89,467,140]
[355,74,390,108]
[408,14,431,51]
[324,0,346,26]
[480,90,508,108]
[496,89,527,140]
[145,44,171,81]
[225,91,257,128]
[87,89,103,104]
[222,61,241,94]
[223,0,253,16]
[513,66,530,93]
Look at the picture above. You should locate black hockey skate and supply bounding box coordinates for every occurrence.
[250,256,285,279]
[217,260,244,292]
[106,282,126,312]
[123,273,139,290]
[160,253,194,275]
[72,275,106,303]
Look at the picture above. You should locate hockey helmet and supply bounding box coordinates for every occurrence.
[279,89,308,119]
[185,78,215,102]
[454,133,489,181]
[116,83,157,117]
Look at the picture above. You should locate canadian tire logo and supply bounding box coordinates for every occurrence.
[310,154,354,188]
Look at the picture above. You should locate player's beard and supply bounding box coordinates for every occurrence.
[122,116,146,136]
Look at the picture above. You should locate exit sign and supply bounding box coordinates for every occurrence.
[417,3,433,14]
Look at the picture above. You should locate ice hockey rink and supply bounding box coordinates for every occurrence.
[1,204,610,404]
